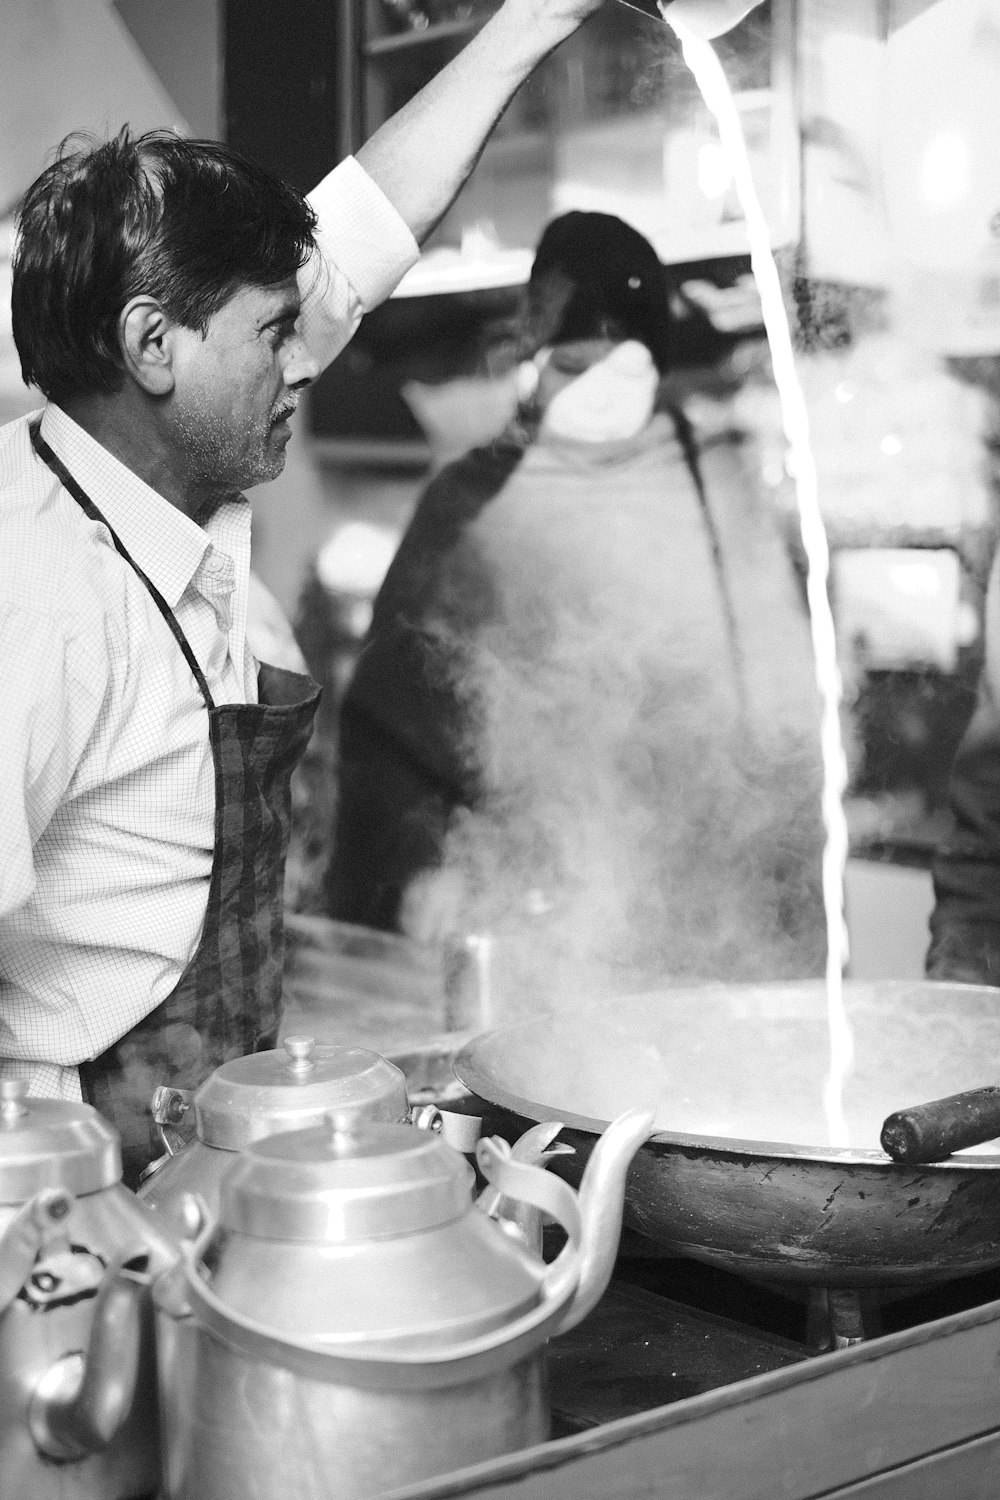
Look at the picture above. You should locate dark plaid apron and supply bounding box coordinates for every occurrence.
[30,420,320,1187]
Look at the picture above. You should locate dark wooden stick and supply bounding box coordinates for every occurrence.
[881,1086,1000,1164]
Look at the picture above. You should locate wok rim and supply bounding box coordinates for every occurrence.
[454,978,1000,1171]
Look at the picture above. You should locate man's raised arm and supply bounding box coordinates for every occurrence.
[354,0,605,244]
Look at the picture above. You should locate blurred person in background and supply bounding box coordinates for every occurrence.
[326,210,828,996]
[926,543,1000,987]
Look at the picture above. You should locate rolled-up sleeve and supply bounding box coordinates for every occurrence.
[300,156,420,374]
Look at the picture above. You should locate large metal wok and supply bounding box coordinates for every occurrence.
[455,980,1000,1290]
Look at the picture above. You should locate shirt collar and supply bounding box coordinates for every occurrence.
[39,404,251,609]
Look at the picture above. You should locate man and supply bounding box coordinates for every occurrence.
[326,211,826,1000]
[1,0,641,1183]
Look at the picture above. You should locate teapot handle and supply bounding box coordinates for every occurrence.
[28,1254,149,1461]
[475,1136,582,1304]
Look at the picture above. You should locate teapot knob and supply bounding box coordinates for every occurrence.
[284,1035,316,1075]
[33,1188,73,1230]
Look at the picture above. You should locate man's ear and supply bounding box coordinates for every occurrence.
[118,297,176,396]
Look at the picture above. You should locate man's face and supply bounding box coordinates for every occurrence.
[167,275,318,500]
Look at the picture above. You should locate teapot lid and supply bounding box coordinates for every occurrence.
[220,1120,474,1242]
[0,1082,120,1202]
[194,1037,409,1150]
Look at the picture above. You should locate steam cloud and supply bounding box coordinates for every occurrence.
[425,432,827,1022]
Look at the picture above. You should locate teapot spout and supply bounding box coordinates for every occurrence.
[555,1107,654,1335]
[29,1253,149,1462]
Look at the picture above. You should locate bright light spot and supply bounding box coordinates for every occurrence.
[957,601,979,646]
[834,382,854,404]
[316,522,399,596]
[347,599,374,637]
[460,221,500,258]
[920,131,970,210]
[889,561,942,597]
[697,142,732,200]
[880,434,903,456]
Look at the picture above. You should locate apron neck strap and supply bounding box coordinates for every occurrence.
[30,416,217,710]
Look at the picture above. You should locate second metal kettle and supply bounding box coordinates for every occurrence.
[153,1106,652,1499]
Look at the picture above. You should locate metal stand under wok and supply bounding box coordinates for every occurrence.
[807,1286,880,1349]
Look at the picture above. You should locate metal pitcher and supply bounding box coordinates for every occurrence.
[153,1106,653,1499]
[618,0,765,37]
[0,1080,178,1499]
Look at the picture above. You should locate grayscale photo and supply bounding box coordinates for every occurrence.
[0,1,998,1496]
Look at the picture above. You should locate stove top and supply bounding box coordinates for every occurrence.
[547,1239,1000,1435]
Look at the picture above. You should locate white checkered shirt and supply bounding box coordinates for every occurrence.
[0,158,418,1099]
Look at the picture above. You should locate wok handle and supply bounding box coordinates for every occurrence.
[881,1086,1000,1164]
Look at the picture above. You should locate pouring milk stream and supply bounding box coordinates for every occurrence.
[667,16,854,1144]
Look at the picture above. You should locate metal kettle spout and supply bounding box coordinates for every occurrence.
[28,1252,149,1462]
[555,1107,655,1335]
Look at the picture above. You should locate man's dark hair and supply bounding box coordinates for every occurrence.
[12,128,318,406]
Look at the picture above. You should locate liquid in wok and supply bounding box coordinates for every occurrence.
[458,980,1000,1157]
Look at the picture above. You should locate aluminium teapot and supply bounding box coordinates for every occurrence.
[0,1080,178,1499]
[153,1105,653,1499]
[138,1034,479,1225]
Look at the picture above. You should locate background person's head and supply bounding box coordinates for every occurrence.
[515,211,673,440]
[523,210,673,371]
[12,129,319,502]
